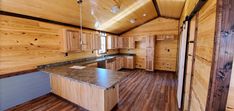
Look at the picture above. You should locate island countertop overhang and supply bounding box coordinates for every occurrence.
[41,63,129,90]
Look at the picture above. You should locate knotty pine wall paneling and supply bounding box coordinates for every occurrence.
[120,17,179,72]
[179,0,217,110]
[0,15,119,75]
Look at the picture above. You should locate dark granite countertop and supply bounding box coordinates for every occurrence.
[41,64,129,89]
[38,53,136,69]
[39,53,134,89]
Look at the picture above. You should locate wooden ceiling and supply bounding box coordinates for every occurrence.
[156,0,186,19]
[0,0,186,34]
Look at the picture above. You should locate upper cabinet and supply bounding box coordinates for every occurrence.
[119,36,135,49]
[92,33,101,50]
[107,35,118,49]
[81,32,101,51]
[61,29,101,52]
[61,29,81,53]
[128,36,135,49]
[81,32,93,51]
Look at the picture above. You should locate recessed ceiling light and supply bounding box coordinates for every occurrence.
[129,18,136,24]
[95,21,101,28]
[143,13,147,17]
[111,5,120,14]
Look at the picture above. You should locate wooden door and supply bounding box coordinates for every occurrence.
[183,15,197,111]
[81,32,92,51]
[177,21,188,109]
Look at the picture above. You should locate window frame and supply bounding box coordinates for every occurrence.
[98,32,107,54]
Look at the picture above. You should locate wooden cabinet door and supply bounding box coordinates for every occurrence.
[145,48,154,71]
[127,56,135,69]
[61,29,81,52]
[115,57,123,70]
[69,31,81,52]
[107,36,113,49]
[81,32,92,51]
[123,37,129,48]
[123,57,128,68]
[123,56,135,69]
[118,37,123,48]
[145,36,155,48]
[106,61,111,69]
[92,34,101,50]
[114,36,118,49]
[128,36,135,49]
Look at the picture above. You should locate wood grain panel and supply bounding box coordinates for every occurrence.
[0,15,118,75]
[188,0,217,110]
[0,0,157,34]
[120,18,178,71]
[156,0,186,18]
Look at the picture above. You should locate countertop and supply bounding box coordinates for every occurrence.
[39,53,134,89]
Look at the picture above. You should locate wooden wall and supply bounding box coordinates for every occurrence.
[120,17,179,72]
[0,15,118,75]
[180,0,217,110]
[226,57,234,110]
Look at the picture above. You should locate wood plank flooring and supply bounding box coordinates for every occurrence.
[7,69,178,111]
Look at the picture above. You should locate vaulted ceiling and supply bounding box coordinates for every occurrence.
[0,0,186,34]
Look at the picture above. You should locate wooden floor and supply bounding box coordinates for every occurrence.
[7,69,178,111]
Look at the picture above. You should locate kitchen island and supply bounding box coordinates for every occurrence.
[41,63,129,111]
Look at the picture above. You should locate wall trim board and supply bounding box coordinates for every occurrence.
[206,0,234,110]
[0,10,118,35]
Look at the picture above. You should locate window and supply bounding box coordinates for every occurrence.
[99,32,107,54]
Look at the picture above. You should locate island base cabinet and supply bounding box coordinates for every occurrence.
[50,74,119,111]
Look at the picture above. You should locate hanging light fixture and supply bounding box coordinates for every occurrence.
[77,0,83,41]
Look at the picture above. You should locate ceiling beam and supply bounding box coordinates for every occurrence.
[0,10,119,35]
[152,0,161,16]
[187,0,207,20]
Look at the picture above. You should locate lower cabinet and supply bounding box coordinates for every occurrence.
[115,57,124,70]
[123,56,135,69]
[106,58,116,71]
[104,56,135,70]
[50,74,119,111]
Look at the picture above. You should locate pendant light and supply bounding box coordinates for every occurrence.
[77,0,83,44]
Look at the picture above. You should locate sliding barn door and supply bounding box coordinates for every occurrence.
[177,21,188,109]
